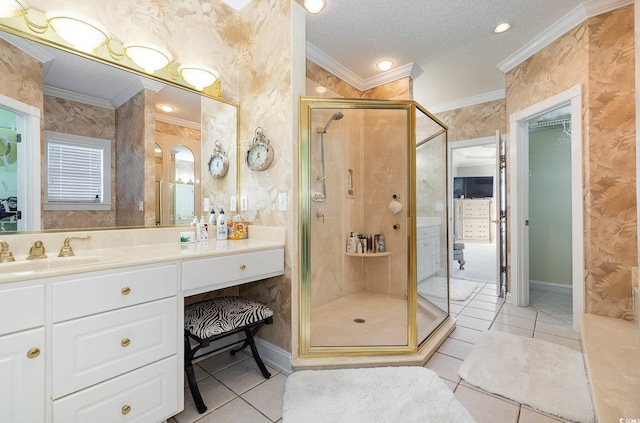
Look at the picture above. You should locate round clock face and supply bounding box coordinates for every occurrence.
[247,144,273,171]
[208,154,228,177]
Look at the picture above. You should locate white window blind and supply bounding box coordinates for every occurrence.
[44,131,111,211]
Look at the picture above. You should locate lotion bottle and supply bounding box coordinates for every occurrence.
[208,208,216,225]
[197,216,208,242]
[216,207,227,240]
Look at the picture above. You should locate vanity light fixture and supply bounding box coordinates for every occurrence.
[159,104,175,113]
[303,0,326,14]
[0,0,28,18]
[45,11,110,53]
[493,22,511,33]
[179,64,219,91]
[376,60,394,71]
[124,43,173,74]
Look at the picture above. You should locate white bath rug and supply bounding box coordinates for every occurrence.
[418,277,480,301]
[282,366,476,423]
[459,331,595,423]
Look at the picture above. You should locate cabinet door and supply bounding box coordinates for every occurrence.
[0,328,45,423]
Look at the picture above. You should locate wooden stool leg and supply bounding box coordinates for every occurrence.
[184,335,207,414]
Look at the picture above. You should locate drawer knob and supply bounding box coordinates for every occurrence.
[240,264,246,270]
[121,405,131,415]
[26,347,40,359]
[121,286,131,295]
[121,338,131,347]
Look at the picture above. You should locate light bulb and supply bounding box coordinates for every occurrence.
[303,0,326,14]
[46,11,110,53]
[124,43,172,74]
[179,64,219,91]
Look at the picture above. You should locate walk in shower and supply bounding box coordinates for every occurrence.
[299,98,450,359]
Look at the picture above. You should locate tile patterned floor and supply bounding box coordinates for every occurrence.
[172,283,579,423]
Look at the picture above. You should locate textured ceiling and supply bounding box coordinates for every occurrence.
[306,0,588,107]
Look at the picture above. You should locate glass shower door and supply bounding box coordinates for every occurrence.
[0,107,19,232]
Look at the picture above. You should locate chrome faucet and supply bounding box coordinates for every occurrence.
[58,236,91,257]
[0,240,15,263]
[27,240,47,260]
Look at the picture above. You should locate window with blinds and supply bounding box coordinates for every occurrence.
[44,131,111,211]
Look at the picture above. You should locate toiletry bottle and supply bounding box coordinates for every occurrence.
[346,232,356,253]
[378,234,385,252]
[216,207,227,240]
[208,207,216,225]
[198,216,208,242]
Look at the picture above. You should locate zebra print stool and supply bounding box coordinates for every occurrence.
[184,296,274,414]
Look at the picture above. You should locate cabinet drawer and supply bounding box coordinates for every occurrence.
[463,220,490,231]
[53,355,178,423]
[182,248,284,296]
[0,284,45,335]
[53,264,178,322]
[52,298,177,398]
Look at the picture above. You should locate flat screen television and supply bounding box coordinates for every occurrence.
[453,176,493,198]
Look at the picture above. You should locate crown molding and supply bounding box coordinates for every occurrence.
[307,42,423,92]
[155,113,200,130]
[497,0,632,73]
[427,89,506,114]
[0,31,55,64]
[43,85,114,109]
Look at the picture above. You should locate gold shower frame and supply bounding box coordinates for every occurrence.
[298,97,450,358]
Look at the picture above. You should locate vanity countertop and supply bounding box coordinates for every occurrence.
[0,226,285,284]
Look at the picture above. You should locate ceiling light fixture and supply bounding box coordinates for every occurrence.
[179,64,219,91]
[124,43,173,74]
[303,0,326,14]
[315,86,327,94]
[159,104,175,112]
[376,60,394,71]
[0,0,28,18]
[45,11,110,53]
[493,22,511,33]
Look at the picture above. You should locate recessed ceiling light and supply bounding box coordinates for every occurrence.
[494,22,511,33]
[304,0,326,14]
[376,60,394,71]
[159,104,175,112]
[315,86,327,94]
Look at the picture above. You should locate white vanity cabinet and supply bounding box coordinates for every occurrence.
[50,263,181,423]
[0,283,46,423]
[416,225,440,282]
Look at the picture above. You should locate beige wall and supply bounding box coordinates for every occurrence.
[42,95,117,229]
[506,5,636,320]
[436,99,506,143]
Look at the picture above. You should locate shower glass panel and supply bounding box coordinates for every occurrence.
[299,98,449,357]
[414,108,449,345]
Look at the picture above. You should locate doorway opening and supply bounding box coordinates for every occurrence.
[509,85,584,329]
[449,135,499,298]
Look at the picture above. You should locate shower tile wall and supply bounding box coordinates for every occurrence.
[310,109,409,309]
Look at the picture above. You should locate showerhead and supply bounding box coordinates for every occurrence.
[318,112,344,133]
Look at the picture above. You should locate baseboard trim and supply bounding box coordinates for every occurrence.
[255,337,293,375]
[530,280,573,294]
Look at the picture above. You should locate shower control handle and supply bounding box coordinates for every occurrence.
[311,192,326,202]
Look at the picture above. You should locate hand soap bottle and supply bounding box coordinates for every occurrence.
[216,207,227,240]
[197,216,208,242]
[208,207,216,225]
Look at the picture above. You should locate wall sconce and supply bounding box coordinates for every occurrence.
[45,11,110,53]
[178,64,219,91]
[303,0,326,14]
[0,0,27,18]
[124,43,173,74]
[0,1,221,93]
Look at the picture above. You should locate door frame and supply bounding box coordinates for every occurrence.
[0,94,41,231]
[508,84,583,329]
[447,135,497,288]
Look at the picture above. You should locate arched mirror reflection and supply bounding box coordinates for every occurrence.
[170,145,195,226]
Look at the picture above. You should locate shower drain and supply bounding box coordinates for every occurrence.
[353,318,366,323]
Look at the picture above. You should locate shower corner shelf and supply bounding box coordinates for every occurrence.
[345,252,391,257]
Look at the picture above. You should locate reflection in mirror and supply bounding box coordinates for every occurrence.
[170,146,195,226]
[0,29,238,232]
[415,108,449,345]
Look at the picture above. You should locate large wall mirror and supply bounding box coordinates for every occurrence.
[0,26,239,232]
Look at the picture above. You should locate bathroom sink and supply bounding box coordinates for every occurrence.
[1,256,102,273]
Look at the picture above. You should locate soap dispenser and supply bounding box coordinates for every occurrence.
[216,207,227,240]
[208,207,216,224]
